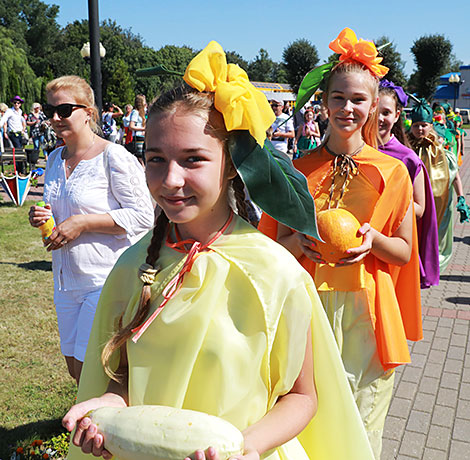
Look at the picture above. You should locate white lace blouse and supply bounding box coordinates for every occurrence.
[43,143,155,291]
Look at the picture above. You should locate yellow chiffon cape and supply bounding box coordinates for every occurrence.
[67,216,373,460]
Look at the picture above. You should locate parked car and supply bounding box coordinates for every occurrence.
[457,108,470,124]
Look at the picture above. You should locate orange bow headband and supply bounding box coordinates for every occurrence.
[183,41,275,146]
[329,28,389,78]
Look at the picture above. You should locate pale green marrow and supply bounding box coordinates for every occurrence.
[89,405,244,460]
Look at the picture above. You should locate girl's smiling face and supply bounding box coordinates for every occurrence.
[145,109,234,241]
[326,71,377,137]
[378,93,401,143]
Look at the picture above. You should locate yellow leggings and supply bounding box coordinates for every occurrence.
[319,290,395,459]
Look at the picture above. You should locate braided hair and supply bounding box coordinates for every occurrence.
[101,211,169,380]
[102,85,254,379]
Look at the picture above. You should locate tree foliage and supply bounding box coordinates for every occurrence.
[2,0,464,112]
[446,53,463,73]
[410,34,453,99]
[0,27,42,105]
[225,51,249,72]
[375,36,407,88]
[282,39,319,94]
[247,49,277,82]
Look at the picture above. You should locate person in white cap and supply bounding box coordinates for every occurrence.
[270,97,295,157]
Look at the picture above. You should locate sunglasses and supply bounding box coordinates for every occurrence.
[43,103,87,119]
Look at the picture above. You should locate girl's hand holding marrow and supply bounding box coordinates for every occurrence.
[62,394,127,459]
[186,444,260,460]
[337,223,375,266]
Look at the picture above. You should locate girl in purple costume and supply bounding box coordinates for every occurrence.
[378,81,439,288]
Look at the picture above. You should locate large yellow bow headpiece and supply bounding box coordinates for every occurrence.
[329,28,389,78]
[184,41,275,146]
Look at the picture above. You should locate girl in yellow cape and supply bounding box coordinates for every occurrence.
[259,28,422,459]
[62,41,374,460]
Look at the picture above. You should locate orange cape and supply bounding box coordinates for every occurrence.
[259,145,422,371]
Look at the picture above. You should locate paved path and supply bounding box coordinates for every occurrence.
[382,132,470,460]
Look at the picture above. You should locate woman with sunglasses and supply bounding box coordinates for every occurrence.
[28,75,155,384]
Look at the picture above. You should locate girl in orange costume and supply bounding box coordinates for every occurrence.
[259,28,422,459]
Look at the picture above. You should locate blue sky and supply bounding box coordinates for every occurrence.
[44,0,470,77]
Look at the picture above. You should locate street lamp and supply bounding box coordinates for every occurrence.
[448,73,463,110]
[82,0,104,115]
[80,42,106,60]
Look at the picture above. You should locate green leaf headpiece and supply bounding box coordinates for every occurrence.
[411,98,433,124]
[137,41,320,239]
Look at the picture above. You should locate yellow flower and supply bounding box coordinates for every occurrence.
[184,41,275,146]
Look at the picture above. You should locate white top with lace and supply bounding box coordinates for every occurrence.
[43,143,154,291]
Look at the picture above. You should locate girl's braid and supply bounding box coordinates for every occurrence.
[101,211,170,380]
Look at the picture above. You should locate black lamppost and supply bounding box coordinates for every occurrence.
[82,0,104,115]
[448,73,463,110]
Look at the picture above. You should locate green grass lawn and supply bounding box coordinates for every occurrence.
[0,202,76,458]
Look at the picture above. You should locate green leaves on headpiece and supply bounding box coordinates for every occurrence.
[228,131,320,240]
[294,62,335,114]
[411,98,433,124]
[440,102,451,114]
[294,40,392,115]
[135,65,184,77]
[433,122,447,139]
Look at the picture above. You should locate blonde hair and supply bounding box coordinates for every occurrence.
[101,86,249,380]
[0,103,7,113]
[45,75,99,133]
[134,94,147,128]
[324,61,380,149]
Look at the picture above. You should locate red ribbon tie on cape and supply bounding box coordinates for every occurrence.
[131,213,234,342]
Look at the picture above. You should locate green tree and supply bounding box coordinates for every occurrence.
[0,0,62,78]
[225,51,249,72]
[282,39,319,94]
[375,36,407,88]
[20,0,62,77]
[104,59,134,107]
[247,49,277,82]
[410,34,453,99]
[0,27,42,105]
[0,0,28,51]
[272,63,288,84]
[446,53,463,73]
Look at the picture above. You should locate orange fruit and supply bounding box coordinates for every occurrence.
[310,208,363,264]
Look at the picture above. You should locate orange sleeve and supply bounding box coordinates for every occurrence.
[257,213,279,241]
